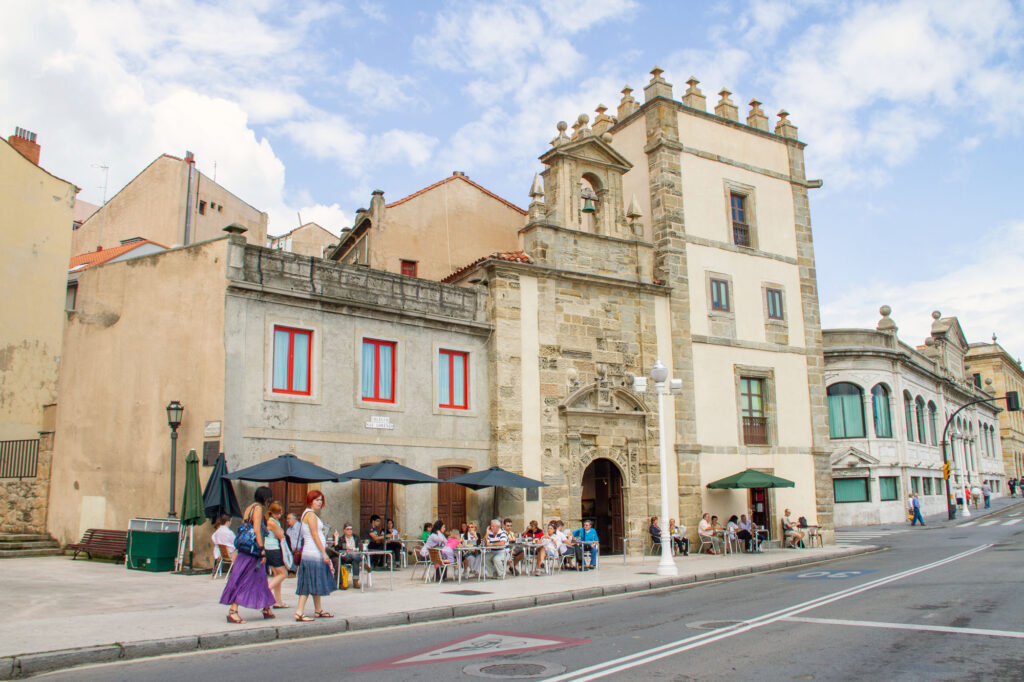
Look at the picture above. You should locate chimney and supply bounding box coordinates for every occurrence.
[9,127,40,165]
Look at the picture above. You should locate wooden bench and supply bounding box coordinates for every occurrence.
[66,529,128,561]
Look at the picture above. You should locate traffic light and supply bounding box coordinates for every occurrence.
[942,462,951,480]
[1007,391,1020,412]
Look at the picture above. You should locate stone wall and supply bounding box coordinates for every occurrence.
[1,432,51,533]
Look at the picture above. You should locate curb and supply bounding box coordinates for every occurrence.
[0,545,876,679]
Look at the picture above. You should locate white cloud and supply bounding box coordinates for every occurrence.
[821,221,1024,362]
[346,60,417,110]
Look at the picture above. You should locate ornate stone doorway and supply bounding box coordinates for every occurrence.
[581,458,624,555]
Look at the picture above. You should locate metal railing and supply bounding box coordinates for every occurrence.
[0,439,39,478]
[733,221,750,247]
[743,417,768,445]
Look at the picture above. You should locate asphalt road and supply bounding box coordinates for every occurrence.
[45,506,1024,681]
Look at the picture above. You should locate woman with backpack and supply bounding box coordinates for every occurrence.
[219,486,276,624]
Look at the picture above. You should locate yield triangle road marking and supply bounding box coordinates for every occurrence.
[351,631,590,671]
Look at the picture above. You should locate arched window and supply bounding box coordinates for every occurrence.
[827,383,866,439]
[915,396,927,444]
[927,401,938,445]
[871,384,893,438]
[903,391,914,442]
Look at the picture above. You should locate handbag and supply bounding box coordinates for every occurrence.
[339,564,349,589]
[292,532,304,567]
[234,506,262,556]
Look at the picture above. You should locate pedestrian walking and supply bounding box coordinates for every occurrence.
[1009,478,1017,498]
[910,493,925,526]
[971,484,982,509]
[294,490,334,622]
[981,482,992,508]
[220,486,276,624]
[265,502,289,609]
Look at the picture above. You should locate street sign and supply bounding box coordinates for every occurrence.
[351,631,590,672]
[782,569,876,580]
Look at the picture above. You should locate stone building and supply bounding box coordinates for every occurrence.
[966,339,1024,480]
[266,222,338,258]
[1,128,77,533]
[327,172,526,281]
[443,68,833,549]
[824,308,1005,527]
[70,153,267,256]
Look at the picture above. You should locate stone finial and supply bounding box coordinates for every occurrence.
[714,88,739,121]
[618,85,639,118]
[877,305,898,333]
[529,173,544,199]
[528,173,546,222]
[774,109,798,139]
[992,332,998,344]
[550,120,570,147]
[571,113,592,140]
[592,103,616,136]
[643,66,673,102]
[626,194,642,219]
[747,99,769,131]
[682,76,706,111]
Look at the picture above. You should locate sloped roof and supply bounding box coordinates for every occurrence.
[268,222,337,240]
[441,250,532,283]
[69,239,168,272]
[386,174,526,215]
[73,199,99,224]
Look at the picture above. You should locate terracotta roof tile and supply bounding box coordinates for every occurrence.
[69,239,168,271]
[441,250,532,283]
[386,174,527,215]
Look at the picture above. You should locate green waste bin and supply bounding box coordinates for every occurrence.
[126,518,180,572]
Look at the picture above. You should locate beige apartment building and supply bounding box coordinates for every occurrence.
[267,222,338,258]
[71,153,267,255]
[967,340,1024,480]
[0,128,77,533]
[327,172,526,281]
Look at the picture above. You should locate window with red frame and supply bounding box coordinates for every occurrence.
[272,326,312,395]
[400,260,418,277]
[438,349,469,409]
[361,338,396,402]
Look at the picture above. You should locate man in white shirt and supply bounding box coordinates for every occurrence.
[697,513,719,554]
[210,515,236,562]
[484,519,509,578]
[781,509,806,548]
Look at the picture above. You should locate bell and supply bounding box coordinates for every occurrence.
[582,197,596,214]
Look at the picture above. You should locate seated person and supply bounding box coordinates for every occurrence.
[484,519,510,578]
[668,519,688,556]
[781,509,806,548]
[419,520,449,559]
[736,514,754,551]
[697,513,720,554]
[555,520,583,568]
[648,516,664,553]
[538,522,566,573]
[384,518,403,566]
[503,519,525,575]
[523,520,544,540]
[572,519,599,568]
[331,522,362,588]
[420,522,433,542]
[211,514,236,563]
[365,514,388,567]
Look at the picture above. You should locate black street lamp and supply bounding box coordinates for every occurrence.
[940,391,1019,520]
[166,400,184,518]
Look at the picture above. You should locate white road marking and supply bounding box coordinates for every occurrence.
[1004,519,1022,526]
[960,521,978,526]
[547,544,992,682]
[979,520,1000,526]
[785,616,1024,639]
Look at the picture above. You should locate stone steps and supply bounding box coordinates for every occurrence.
[0,539,59,550]
[0,533,50,542]
[0,533,63,559]
[0,547,63,558]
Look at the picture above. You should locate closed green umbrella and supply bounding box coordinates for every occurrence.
[706,468,795,489]
[177,449,204,573]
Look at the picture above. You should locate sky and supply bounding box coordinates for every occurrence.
[3,0,1023,360]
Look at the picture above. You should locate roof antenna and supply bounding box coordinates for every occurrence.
[297,211,302,227]
[213,160,217,182]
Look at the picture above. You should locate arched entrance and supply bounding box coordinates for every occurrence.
[581,458,624,555]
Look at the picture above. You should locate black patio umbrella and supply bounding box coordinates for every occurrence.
[445,466,547,518]
[224,453,347,512]
[202,452,243,522]
[336,459,442,530]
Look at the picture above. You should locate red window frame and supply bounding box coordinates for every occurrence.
[439,349,469,409]
[362,338,396,403]
[272,326,312,396]
[400,260,418,277]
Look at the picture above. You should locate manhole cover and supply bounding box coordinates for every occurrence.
[444,589,493,596]
[687,620,741,630]
[464,661,565,679]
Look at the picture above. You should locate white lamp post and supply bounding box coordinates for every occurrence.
[650,360,681,577]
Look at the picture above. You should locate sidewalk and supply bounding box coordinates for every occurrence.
[0,542,875,678]
[913,494,1022,529]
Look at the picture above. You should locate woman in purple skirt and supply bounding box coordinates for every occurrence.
[220,486,276,624]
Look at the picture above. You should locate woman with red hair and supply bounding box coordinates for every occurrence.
[294,489,334,621]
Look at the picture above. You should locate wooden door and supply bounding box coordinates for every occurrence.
[749,488,770,537]
[437,466,468,530]
[359,479,393,534]
[609,464,624,555]
[268,481,308,518]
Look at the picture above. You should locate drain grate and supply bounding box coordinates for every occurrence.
[687,620,741,630]
[444,589,493,596]
[464,661,566,679]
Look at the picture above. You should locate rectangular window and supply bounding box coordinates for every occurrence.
[911,476,921,494]
[438,349,469,409]
[730,193,750,246]
[711,278,730,312]
[922,477,932,495]
[934,477,943,494]
[198,200,206,215]
[272,326,312,395]
[833,478,869,503]
[879,476,899,501]
[766,288,784,320]
[400,260,418,277]
[740,377,767,444]
[361,338,396,403]
[973,373,982,388]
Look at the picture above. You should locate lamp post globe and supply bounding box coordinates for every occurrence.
[166,400,183,518]
[650,360,677,576]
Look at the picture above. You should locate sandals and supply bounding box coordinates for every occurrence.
[294,613,314,622]
[262,608,276,619]
[272,603,290,609]
[227,610,245,624]
[315,610,334,618]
